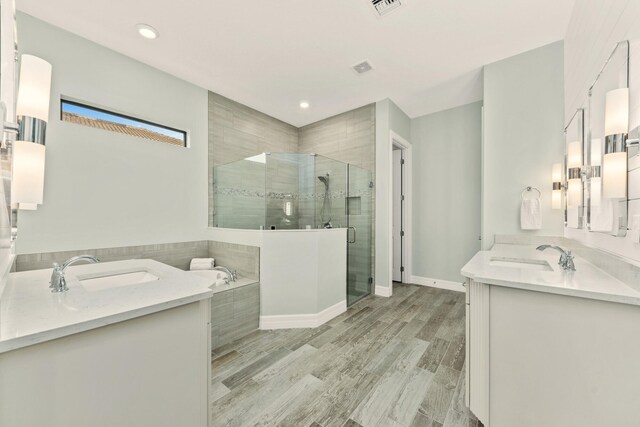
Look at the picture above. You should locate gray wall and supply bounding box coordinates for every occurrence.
[410,101,482,282]
[375,99,412,292]
[208,92,298,226]
[16,13,209,254]
[482,41,565,249]
[298,104,376,172]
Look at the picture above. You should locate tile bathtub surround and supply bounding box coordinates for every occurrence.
[211,282,260,351]
[208,240,260,280]
[15,240,260,281]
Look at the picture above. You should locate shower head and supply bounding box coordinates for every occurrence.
[317,174,329,185]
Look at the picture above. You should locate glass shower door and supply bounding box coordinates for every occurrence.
[346,165,373,306]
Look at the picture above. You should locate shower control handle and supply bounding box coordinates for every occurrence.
[348,226,357,243]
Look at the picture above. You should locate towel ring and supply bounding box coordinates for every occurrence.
[521,186,541,200]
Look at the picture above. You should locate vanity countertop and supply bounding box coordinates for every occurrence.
[0,259,213,354]
[461,244,640,306]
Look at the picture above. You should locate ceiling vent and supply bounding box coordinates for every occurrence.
[370,0,403,17]
[352,60,374,74]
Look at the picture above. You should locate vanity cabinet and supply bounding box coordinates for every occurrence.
[465,279,640,427]
[0,300,211,427]
[465,279,490,425]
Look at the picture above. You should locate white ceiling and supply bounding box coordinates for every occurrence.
[16,0,575,127]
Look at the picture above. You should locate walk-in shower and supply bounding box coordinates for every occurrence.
[213,152,373,305]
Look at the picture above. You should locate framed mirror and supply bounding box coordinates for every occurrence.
[564,108,585,229]
[587,40,629,236]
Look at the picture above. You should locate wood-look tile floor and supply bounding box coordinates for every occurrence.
[210,283,479,427]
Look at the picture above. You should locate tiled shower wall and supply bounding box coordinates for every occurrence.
[208,92,298,226]
[298,104,376,173]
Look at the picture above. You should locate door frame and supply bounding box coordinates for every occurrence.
[388,131,412,289]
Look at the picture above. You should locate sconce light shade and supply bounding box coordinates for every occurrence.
[551,162,562,209]
[13,54,52,209]
[602,88,629,200]
[603,151,627,199]
[567,141,582,208]
[604,88,629,137]
[16,55,52,123]
[12,140,45,205]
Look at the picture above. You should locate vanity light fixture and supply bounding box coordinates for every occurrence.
[135,23,159,40]
[299,101,310,109]
[11,55,52,210]
[551,162,562,209]
[566,140,583,208]
[602,87,629,199]
[590,138,603,207]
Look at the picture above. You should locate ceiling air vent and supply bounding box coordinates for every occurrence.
[352,60,374,74]
[371,0,403,17]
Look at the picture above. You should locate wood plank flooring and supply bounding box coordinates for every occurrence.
[210,283,479,427]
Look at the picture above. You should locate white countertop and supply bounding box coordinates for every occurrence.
[0,259,213,354]
[461,244,640,306]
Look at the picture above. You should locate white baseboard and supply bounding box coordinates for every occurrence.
[259,300,346,330]
[409,276,465,293]
[375,285,392,297]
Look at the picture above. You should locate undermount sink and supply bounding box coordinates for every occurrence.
[489,257,552,271]
[78,270,160,292]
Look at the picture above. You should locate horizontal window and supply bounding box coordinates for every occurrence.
[60,98,187,147]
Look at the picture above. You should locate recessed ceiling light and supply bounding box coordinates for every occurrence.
[299,101,310,109]
[136,23,159,40]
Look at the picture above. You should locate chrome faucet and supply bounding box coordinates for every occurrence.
[536,245,576,271]
[49,255,100,293]
[212,266,237,282]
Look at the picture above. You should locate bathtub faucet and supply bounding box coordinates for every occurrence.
[213,266,237,282]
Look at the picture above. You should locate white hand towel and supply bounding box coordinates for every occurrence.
[520,198,541,230]
[189,258,215,270]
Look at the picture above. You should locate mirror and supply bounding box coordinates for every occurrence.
[564,108,585,229]
[587,40,629,236]
[0,1,17,246]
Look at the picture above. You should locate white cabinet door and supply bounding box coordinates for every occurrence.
[468,280,490,425]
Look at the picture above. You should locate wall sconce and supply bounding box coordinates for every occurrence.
[602,87,628,199]
[566,140,583,208]
[551,162,562,209]
[590,138,602,207]
[8,55,52,210]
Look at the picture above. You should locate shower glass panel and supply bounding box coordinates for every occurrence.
[213,154,266,229]
[347,164,373,306]
[213,152,374,306]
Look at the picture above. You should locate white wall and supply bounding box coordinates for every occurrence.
[482,41,565,249]
[375,98,411,294]
[410,101,482,283]
[15,13,209,254]
[563,0,640,264]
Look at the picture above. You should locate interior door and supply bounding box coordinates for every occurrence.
[392,149,403,282]
[346,164,372,306]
